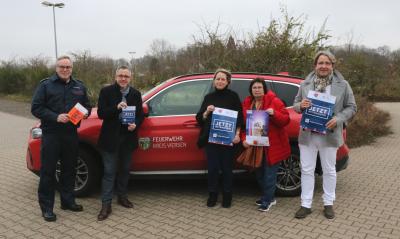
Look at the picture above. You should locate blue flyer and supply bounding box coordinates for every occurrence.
[301,90,336,134]
[121,106,136,124]
[246,110,269,146]
[208,107,238,146]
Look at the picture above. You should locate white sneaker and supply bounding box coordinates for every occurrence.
[256,199,277,206]
[257,199,277,212]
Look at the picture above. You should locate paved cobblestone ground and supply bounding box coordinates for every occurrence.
[0,102,399,239]
[0,98,34,119]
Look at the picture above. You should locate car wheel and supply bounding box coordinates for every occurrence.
[276,145,301,197]
[56,148,100,197]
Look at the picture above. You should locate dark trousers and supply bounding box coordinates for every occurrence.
[255,156,279,204]
[205,143,234,193]
[100,135,133,204]
[38,132,78,212]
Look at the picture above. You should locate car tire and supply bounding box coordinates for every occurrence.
[276,144,302,197]
[56,147,101,197]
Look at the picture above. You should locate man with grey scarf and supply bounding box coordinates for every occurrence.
[96,66,144,221]
[293,51,357,219]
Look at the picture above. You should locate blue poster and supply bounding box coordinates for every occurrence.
[208,107,238,146]
[301,90,336,134]
[246,110,269,146]
[121,106,136,124]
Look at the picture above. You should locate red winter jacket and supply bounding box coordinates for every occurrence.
[240,91,291,166]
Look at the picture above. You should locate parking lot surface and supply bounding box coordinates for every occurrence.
[0,102,399,239]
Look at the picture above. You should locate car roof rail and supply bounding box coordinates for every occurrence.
[172,71,303,80]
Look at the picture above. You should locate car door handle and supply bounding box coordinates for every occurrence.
[183,120,199,127]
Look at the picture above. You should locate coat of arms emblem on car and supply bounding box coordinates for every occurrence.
[139,137,151,150]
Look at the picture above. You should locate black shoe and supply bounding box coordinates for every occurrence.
[42,211,57,222]
[323,205,335,219]
[117,197,133,208]
[222,192,232,208]
[206,192,218,207]
[97,203,112,221]
[61,203,83,212]
[295,206,312,219]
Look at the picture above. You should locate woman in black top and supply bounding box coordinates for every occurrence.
[196,68,243,208]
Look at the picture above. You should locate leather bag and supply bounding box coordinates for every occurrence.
[236,146,263,170]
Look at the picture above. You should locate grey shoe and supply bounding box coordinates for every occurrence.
[323,205,335,219]
[295,206,312,219]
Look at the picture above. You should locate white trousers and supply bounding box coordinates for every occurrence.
[299,135,338,208]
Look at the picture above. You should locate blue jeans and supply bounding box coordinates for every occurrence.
[205,143,234,193]
[255,156,279,205]
[101,136,133,204]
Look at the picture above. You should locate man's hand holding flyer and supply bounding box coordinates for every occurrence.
[121,106,136,124]
[68,102,89,125]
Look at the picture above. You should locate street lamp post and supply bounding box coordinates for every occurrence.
[41,1,65,59]
[128,51,136,72]
[128,51,136,78]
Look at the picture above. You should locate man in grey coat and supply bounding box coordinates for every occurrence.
[293,50,357,219]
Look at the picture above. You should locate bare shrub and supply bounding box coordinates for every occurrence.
[346,96,391,148]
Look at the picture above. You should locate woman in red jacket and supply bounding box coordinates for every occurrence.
[241,78,291,212]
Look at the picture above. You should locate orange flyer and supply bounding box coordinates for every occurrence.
[68,103,88,125]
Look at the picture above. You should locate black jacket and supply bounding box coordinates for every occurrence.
[195,88,243,147]
[31,74,91,133]
[97,83,144,153]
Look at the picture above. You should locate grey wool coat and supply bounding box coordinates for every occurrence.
[293,70,357,147]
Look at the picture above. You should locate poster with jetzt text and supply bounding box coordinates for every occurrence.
[208,107,238,146]
[301,90,336,134]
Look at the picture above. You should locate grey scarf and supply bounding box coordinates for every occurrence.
[119,87,130,121]
[120,87,130,102]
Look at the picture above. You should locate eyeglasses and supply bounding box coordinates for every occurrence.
[117,74,130,78]
[57,65,72,70]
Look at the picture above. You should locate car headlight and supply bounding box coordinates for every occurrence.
[31,127,42,139]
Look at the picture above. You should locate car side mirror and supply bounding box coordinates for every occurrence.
[142,103,149,117]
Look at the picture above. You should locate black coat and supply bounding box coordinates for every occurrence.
[195,88,243,147]
[97,83,144,153]
[31,74,92,133]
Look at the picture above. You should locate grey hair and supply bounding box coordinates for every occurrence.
[115,65,132,75]
[56,55,73,66]
[313,50,336,65]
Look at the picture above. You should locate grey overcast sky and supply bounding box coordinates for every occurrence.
[1,0,399,62]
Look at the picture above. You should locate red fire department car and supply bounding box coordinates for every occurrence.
[26,73,350,197]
